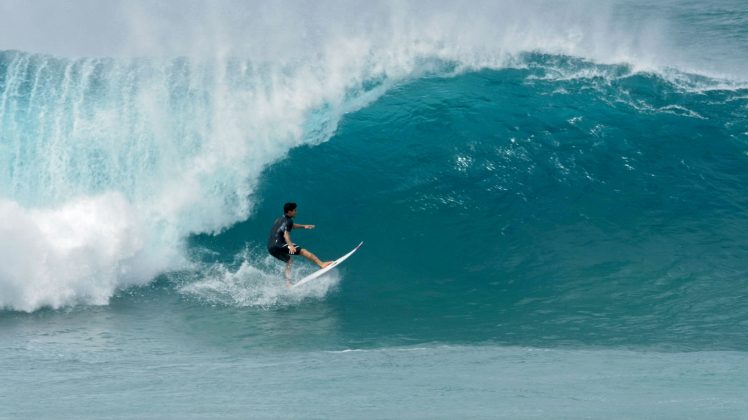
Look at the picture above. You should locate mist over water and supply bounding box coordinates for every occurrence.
[1,0,747,76]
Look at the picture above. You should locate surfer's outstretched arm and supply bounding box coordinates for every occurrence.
[293,224,315,230]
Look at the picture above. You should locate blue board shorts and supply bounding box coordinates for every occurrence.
[268,244,303,263]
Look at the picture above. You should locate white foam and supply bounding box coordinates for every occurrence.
[0,194,177,311]
[177,251,341,308]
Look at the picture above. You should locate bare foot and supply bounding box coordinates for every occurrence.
[319,261,334,269]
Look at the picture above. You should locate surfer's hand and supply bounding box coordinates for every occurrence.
[305,225,315,230]
[288,245,297,254]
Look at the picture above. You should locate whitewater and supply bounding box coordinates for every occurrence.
[1,0,748,418]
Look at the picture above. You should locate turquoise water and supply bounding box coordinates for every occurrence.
[2,1,748,418]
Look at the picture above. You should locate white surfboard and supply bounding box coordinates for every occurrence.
[291,241,363,288]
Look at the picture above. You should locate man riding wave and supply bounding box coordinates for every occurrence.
[267,202,332,285]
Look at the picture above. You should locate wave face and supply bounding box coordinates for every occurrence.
[0,0,747,338]
[192,61,748,350]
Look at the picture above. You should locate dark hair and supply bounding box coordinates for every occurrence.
[283,202,297,214]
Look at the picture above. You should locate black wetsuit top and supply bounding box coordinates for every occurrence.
[267,215,294,249]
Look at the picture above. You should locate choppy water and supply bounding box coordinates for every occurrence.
[1,1,748,418]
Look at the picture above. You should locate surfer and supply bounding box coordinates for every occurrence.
[268,202,333,284]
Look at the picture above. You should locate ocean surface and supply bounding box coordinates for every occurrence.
[1,1,748,418]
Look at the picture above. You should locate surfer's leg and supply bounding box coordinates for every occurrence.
[284,259,292,286]
[299,249,333,268]
[269,246,294,285]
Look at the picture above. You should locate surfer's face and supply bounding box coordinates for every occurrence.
[287,208,297,217]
